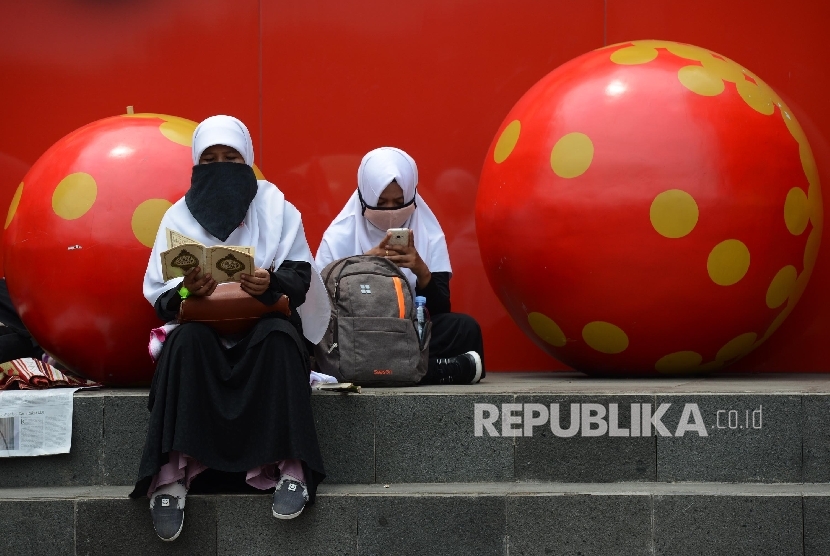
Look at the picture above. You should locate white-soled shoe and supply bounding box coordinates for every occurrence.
[271,476,309,520]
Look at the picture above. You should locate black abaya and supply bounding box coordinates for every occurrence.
[130,261,325,502]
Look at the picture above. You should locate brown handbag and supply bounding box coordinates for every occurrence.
[177,282,291,336]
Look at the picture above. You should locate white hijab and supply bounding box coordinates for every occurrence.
[315,147,451,291]
[143,115,330,344]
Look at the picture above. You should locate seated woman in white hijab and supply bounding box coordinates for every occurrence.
[315,147,484,385]
[129,116,330,541]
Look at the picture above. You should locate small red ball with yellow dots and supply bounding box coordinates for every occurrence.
[476,40,822,374]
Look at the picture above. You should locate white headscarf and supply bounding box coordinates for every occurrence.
[315,147,451,291]
[143,116,330,344]
[192,115,254,166]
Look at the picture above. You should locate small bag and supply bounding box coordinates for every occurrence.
[314,255,430,386]
[177,282,290,336]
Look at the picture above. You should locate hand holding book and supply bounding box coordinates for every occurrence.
[160,228,256,284]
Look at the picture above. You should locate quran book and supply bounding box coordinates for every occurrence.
[160,229,255,283]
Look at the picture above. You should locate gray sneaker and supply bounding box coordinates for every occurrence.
[271,477,309,520]
[150,493,184,541]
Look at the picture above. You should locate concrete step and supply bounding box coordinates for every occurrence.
[1,482,829,555]
[2,373,830,488]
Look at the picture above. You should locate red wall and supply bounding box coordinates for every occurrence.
[1,0,828,371]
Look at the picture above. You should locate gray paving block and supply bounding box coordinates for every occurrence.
[357,495,505,556]
[375,394,514,483]
[654,495,803,556]
[312,394,374,483]
[656,395,801,482]
[513,395,656,482]
[0,396,103,487]
[0,500,75,556]
[216,493,357,556]
[506,494,652,556]
[804,496,830,556]
[803,395,830,482]
[102,394,148,486]
[75,495,216,555]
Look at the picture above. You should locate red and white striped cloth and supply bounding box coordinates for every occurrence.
[0,358,101,390]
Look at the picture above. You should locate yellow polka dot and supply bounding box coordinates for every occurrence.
[801,142,819,188]
[808,179,823,228]
[655,351,702,373]
[4,182,23,230]
[677,66,724,96]
[666,43,710,61]
[765,266,797,309]
[699,55,744,83]
[784,187,809,235]
[781,106,807,146]
[631,39,674,49]
[124,113,197,147]
[528,312,566,347]
[707,239,750,286]
[790,258,815,308]
[650,189,699,238]
[804,225,822,272]
[550,133,594,179]
[610,45,658,65]
[716,332,758,363]
[736,79,774,115]
[159,118,197,147]
[52,173,97,220]
[494,120,521,164]
[582,321,628,354]
[131,199,173,248]
[253,165,266,180]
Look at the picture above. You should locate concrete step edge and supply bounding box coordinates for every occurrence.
[3,481,830,501]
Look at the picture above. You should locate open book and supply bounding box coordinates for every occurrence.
[160,228,255,283]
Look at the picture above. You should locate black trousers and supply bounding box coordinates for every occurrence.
[422,312,484,382]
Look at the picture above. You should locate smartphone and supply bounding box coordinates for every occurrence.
[387,228,410,246]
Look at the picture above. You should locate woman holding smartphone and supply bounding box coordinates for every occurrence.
[315,146,484,385]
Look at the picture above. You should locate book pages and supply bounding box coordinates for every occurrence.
[166,228,200,249]
[160,229,255,284]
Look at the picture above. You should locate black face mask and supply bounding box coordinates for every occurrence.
[185,162,258,241]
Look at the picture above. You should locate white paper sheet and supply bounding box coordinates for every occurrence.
[0,388,79,457]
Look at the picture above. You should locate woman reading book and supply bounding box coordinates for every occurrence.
[315,146,484,385]
[130,115,330,541]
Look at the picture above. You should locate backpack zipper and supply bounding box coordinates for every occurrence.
[334,270,406,302]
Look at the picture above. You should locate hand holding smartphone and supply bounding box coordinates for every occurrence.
[387,228,410,246]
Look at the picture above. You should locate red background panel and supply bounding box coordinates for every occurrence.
[0,0,262,275]
[0,0,828,372]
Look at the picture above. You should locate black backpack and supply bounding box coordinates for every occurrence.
[314,256,430,385]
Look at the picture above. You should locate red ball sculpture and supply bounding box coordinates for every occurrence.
[3,113,199,385]
[476,40,822,374]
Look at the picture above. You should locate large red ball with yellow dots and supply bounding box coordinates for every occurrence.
[476,40,823,374]
[2,114,198,385]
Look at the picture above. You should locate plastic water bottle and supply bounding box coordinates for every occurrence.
[415,296,427,344]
